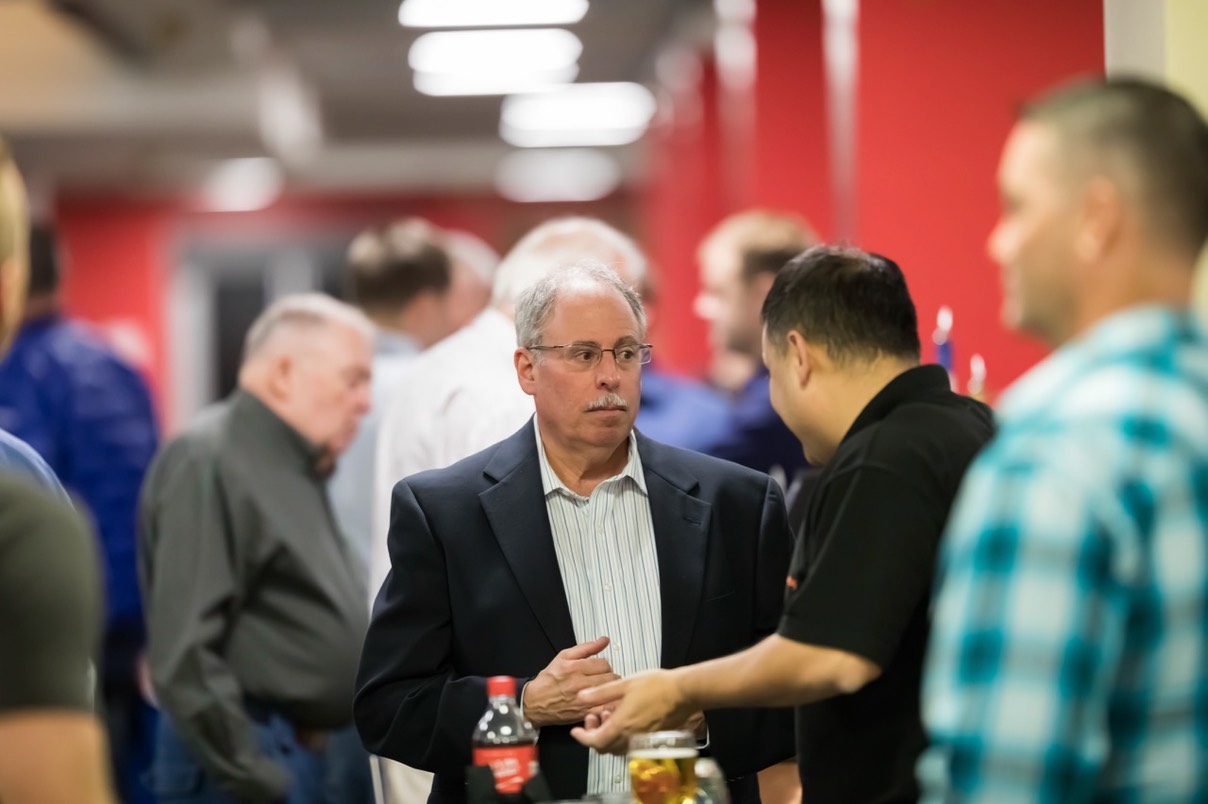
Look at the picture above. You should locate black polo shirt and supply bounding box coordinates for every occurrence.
[777,364,994,803]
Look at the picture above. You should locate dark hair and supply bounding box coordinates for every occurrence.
[28,224,60,298]
[345,218,451,315]
[1021,76,1208,258]
[761,245,920,365]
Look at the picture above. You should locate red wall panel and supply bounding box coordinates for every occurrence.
[856,0,1103,395]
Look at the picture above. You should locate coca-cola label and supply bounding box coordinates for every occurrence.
[473,745,538,794]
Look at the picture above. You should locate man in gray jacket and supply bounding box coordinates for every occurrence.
[140,293,375,803]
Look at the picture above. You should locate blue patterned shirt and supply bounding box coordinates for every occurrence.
[921,305,1208,802]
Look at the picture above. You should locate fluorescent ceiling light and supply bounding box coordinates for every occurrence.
[495,148,620,202]
[409,29,581,75]
[500,83,657,148]
[399,0,589,28]
[415,66,577,97]
[201,158,283,212]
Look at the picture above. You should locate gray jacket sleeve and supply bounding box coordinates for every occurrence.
[143,452,291,803]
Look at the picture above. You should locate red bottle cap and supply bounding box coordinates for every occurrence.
[486,676,516,698]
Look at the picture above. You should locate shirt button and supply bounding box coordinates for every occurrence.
[614,775,622,784]
[603,583,613,592]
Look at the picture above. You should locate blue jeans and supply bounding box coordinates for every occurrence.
[145,712,371,804]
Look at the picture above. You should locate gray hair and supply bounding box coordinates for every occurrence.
[491,217,647,311]
[515,260,647,351]
[243,292,374,363]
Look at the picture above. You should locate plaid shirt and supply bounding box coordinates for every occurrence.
[920,306,1208,802]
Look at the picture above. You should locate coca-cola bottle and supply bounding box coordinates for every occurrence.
[472,676,539,796]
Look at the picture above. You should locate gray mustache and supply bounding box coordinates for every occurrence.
[586,393,628,412]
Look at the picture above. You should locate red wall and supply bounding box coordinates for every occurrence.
[57,199,174,403]
[855,0,1104,396]
[752,0,834,239]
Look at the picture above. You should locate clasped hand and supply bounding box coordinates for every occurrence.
[521,636,622,727]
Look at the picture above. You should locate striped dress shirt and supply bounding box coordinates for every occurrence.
[534,422,662,795]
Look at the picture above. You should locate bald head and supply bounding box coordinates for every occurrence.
[1021,77,1208,259]
[490,217,647,315]
[0,139,30,353]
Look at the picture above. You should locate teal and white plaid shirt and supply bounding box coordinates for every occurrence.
[921,305,1208,801]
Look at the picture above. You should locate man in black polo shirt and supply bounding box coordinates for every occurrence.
[574,245,994,803]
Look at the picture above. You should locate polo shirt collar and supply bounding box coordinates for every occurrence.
[841,364,951,445]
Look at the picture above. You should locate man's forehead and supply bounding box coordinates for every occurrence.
[1002,121,1060,171]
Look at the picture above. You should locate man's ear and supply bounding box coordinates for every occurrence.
[784,330,812,388]
[264,352,294,400]
[1076,176,1123,265]
[514,347,537,397]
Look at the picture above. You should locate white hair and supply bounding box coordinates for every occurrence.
[490,217,648,311]
[243,292,374,364]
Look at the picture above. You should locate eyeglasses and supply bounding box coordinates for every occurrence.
[527,342,654,370]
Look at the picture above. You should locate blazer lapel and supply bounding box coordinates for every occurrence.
[479,422,577,652]
[639,436,711,669]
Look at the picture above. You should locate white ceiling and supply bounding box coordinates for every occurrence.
[0,0,712,201]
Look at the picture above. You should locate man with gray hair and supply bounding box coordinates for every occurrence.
[140,293,375,803]
[366,216,645,804]
[356,262,794,804]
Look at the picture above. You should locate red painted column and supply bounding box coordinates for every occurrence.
[752,0,833,239]
[640,56,729,376]
[855,0,1104,394]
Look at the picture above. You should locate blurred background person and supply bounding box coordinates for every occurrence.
[140,294,374,804]
[693,210,816,488]
[0,220,159,804]
[329,218,456,585]
[441,229,500,334]
[0,136,116,804]
[368,216,645,804]
[632,270,730,452]
[922,76,1208,802]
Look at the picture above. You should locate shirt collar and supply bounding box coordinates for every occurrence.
[533,417,647,499]
[996,304,1201,427]
[840,364,951,445]
[375,328,420,357]
[230,388,329,477]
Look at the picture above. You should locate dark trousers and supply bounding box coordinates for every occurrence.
[145,711,372,804]
[105,678,158,804]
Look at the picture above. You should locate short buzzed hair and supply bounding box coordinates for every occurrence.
[1022,76,1208,259]
[762,245,920,367]
[243,292,374,364]
[345,218,451,316]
